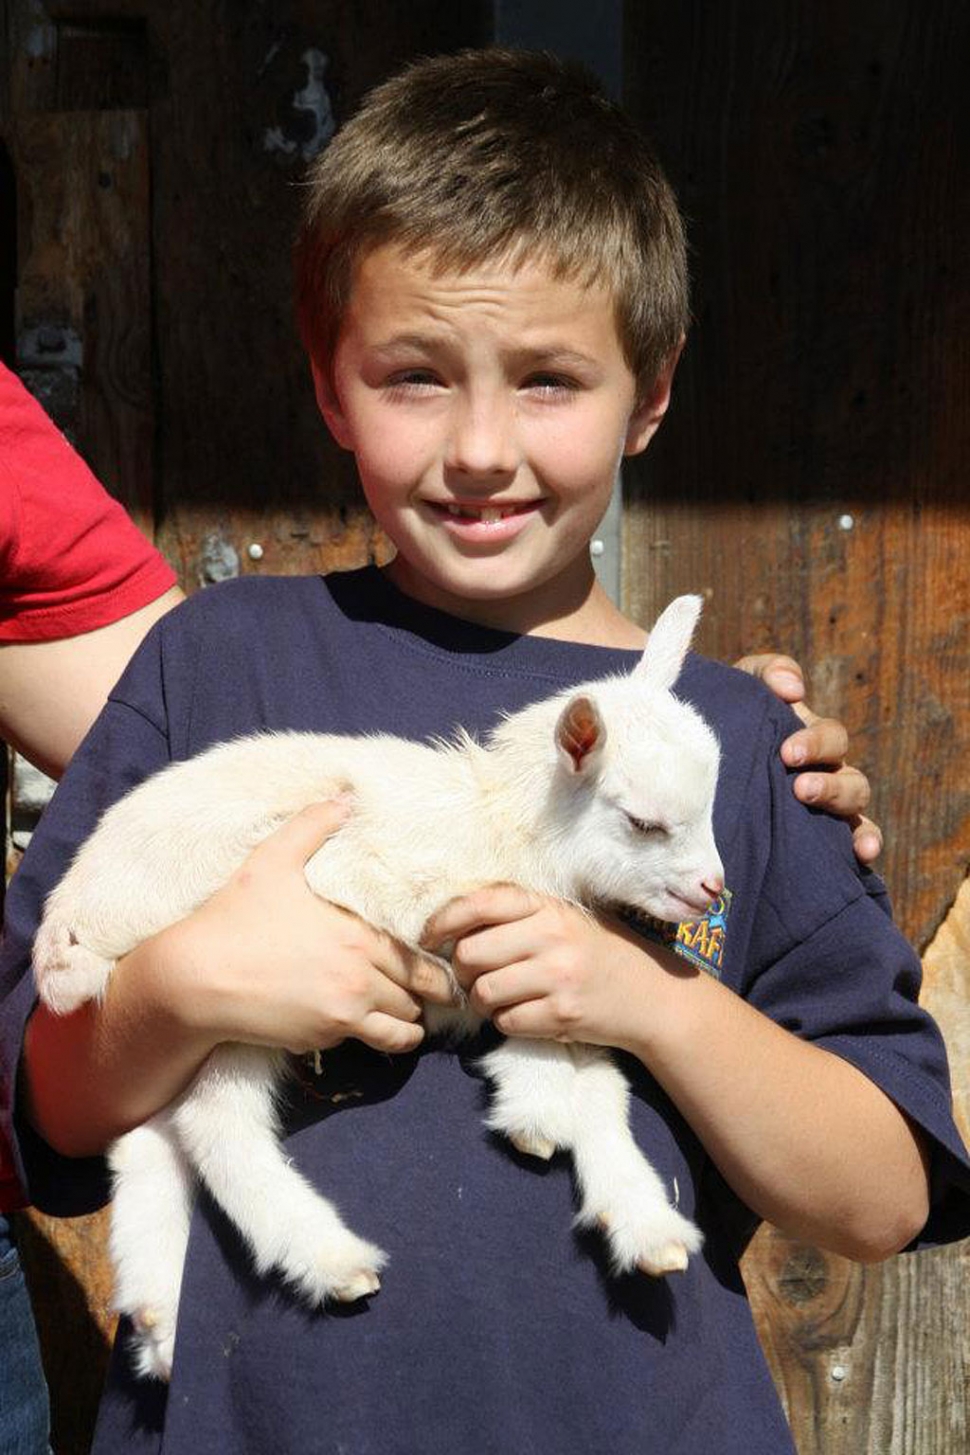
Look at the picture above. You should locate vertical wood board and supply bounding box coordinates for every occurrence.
[624,6,970,1451]
[623,0,970,951]
[11,109,153,532]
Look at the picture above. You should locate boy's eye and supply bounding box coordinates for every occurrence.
[522,373,579,396]
[625,813,668,837]
[385,370,442,394]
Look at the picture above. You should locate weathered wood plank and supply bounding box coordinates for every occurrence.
[624,5,970,1450]
[140,0,489,582]
[623,0,970,951]
[12,109,154,533]
[13,1207,114,1455]
[744,1233,970,1454]
[920,876,970,1147]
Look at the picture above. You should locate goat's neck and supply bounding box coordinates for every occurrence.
[458,724,578,897]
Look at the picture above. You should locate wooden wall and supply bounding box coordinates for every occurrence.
[2,2,967,1451]
[623,4,970,1450]
[623,0,970,955]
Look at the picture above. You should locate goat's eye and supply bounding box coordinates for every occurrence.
[625,813,668,837]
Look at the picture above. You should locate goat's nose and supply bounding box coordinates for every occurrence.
[701,874,724,901]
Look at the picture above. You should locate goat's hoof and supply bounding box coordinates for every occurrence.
[508,1130,557,1161]
[585,1199,701,1278]
[129,1308,175,1382]
[332,1269,381,1303]
[637,1242,689,1277]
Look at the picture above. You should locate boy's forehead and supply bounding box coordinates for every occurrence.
[343,243,624,354]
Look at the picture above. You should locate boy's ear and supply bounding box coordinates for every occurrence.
[310,360,353,451]
[623,335,686,457]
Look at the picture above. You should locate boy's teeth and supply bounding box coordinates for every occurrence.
[446,504,514,522]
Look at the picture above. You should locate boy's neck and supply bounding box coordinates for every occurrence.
[382,556,647,649]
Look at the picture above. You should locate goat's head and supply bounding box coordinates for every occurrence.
[550,595,724,924]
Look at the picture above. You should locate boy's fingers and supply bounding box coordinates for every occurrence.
[787,700,820,729]
[357,1011,426,1055]
[782,718,849,768]
[251,798,354,867]
[852,816,884,864]
[366,973,425,1022]
[369,930,455,1005]
[465,960,542,1013]
[734,652,805,703]
[793,764,871,816]
[421,884,542,952]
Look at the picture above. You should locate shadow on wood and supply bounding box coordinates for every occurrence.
[14,1206,114,1455]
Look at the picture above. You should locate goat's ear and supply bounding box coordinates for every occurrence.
[555,695,607,775]
[634,594,703,691]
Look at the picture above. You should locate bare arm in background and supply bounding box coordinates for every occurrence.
[0,586,184,780]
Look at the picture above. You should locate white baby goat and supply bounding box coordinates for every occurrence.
[34,593,723,1381]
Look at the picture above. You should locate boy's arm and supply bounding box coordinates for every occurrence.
[424,888,932,1263]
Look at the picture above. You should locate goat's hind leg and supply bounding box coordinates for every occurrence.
[109,1114,195,1381]
[173,1044,387,1307]
[32,914,115,1015]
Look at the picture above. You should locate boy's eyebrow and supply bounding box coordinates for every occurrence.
[512,345,603,372]
[369,333,442,356]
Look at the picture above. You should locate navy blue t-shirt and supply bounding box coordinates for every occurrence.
[2,567,968,1455]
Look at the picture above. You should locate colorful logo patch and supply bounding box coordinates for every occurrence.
[633,888,733,979]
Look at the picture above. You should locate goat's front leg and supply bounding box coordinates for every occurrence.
[568,1047,703,1276]
[479,1037,582,1161]
[481,1039,702,1276]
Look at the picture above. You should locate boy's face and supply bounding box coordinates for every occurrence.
[316,243,673,633]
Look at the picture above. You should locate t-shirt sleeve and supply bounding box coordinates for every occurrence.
[728,701,970,1247]
[0,629,173,1214]
[0,363,177,642]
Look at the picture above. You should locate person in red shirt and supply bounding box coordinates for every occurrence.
[0,360,183,1451]
[0,362,183,778]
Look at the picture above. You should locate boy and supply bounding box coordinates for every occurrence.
[2,48,968,1455]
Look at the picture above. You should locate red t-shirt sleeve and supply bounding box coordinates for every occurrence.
[0,363,178,643]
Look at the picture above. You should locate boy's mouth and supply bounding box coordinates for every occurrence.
[430,500,539,525]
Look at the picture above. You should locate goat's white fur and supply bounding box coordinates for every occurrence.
[34,594,722,1381]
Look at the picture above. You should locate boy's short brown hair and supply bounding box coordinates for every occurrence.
[295,48,688,394]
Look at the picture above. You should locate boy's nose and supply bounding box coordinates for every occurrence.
[445,396,519,478]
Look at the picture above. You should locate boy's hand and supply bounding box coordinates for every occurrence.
[735,652,883,864]
[422,885,649,1050]
[160,800,454,1057]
